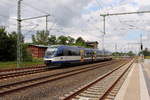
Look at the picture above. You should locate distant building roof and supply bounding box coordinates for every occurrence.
[86,41,99,44]
[28,44,49,48]
[86,41,99,49]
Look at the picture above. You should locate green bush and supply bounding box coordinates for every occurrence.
[22,44,32,62]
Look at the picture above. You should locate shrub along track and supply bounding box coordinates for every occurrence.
[0,59,129,96]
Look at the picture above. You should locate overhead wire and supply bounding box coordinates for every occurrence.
[21,2,49,15]
[95,0,103,9]
[0,0,16,6]
[0,0,16,20]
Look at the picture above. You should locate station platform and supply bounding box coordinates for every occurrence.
[115,59,150,100]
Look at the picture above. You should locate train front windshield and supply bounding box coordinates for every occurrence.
[45,47,57,57]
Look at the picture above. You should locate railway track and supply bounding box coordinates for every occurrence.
[60,60,134,100]
[0,67,48,80]
[0,65,45,73]
[0,59,128,96]
[0,60,117,80]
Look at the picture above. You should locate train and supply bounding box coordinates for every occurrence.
[44,45,112,67]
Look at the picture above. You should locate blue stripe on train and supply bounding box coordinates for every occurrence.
[52,59,92,63]
[52,60,80,63]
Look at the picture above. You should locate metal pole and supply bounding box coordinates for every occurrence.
[17,0,22,68]
[102,15,106,55]
[21,15,50,21]
[140,33,143,51]
[46,15,48,34]
[115,43,117,53]
[100,10,150,16]
[140,33,144,60]
[103,16,106,35]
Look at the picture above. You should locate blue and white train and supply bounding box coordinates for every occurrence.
[44,45,112,67]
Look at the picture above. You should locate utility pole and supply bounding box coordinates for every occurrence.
[17,0,50,68]
[100,14,106,55]
[17,0,22,68]
[46,15,48,34]
[115,43,117,53]
[115,43,117,57]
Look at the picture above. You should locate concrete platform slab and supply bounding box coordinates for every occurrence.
[114,60,150,100]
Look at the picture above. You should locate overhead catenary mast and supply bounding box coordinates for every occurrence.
[100,10,150,57]
[17,0,23,68]
[17,0,50,68]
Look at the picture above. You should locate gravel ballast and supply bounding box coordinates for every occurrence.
[0,60,128,100]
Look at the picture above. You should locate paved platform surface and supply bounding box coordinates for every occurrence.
[115,59,150,100]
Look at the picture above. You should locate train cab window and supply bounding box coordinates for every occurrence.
[45,47,57,57]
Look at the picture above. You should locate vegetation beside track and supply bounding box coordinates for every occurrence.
[0,58,44,69]
[145,56,150,59]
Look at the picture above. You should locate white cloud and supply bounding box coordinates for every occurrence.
[0,0,150,52]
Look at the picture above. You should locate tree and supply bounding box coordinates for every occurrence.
[0,27,32,61]
[48,35,57,45]
[57,35,68,45]
[127,51,135,56]
[67,36,75,45]
[0,27,17,61]
[32,30,49,45]
[0,27,9,61]
[75,37,86,47]
[139,48,150,56]
[22,44,32,61]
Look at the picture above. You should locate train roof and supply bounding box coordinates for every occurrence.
[48,45,84,49]
[48,45,111,53]
[48,45,98,50]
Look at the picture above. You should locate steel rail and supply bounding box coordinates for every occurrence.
[61,60,133,100]
[99,61,133,100]
[0,67,49,80]
[0,60,125,96]
[0,60,115,80]
[0,65,45,72]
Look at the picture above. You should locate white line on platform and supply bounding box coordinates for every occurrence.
[139,64,150,100]
[114,63,135,100]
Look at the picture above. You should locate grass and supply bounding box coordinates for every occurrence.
[0,58,44,70]
[145,56,150,59]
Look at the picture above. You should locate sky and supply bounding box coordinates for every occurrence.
[0,0,150,53]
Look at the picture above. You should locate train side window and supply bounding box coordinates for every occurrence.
[76,49,80,56]
[68,50,72,56]
[63,49,68,56]
[56,49,63,56]
[72,49,78,56]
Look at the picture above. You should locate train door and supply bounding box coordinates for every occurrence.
[93,51,96,61]
[80,49,84,62]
